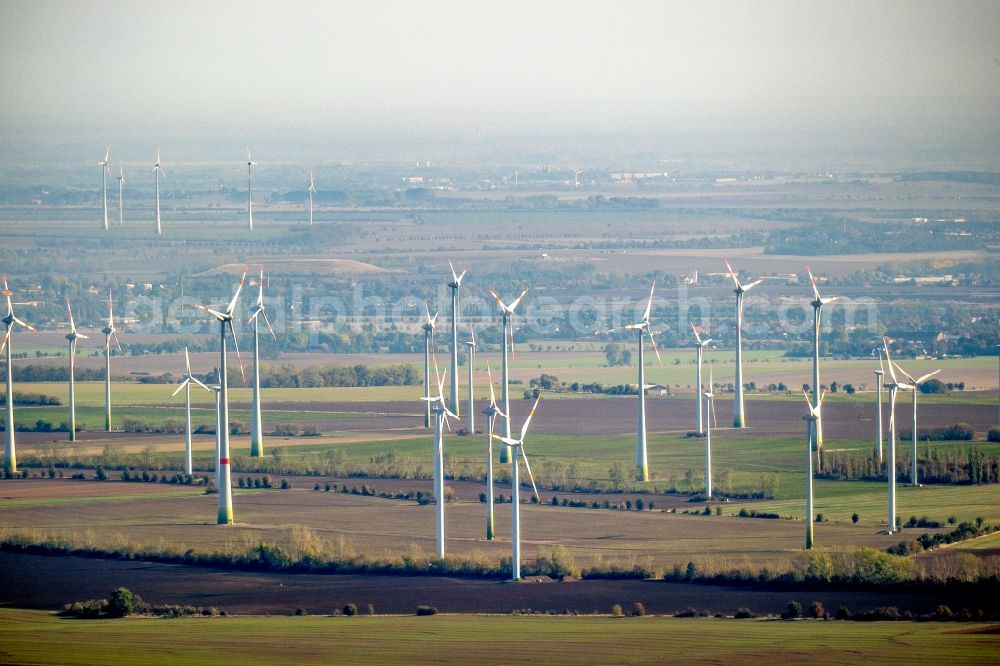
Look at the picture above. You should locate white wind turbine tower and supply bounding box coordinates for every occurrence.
[307,172,316,226]
[64,297,90,442]
[615,281,662,482]
[153,149,164,235]
[703,370,716,499]
[882,338,912,534]
[482,362,506,540]
[874,349,885,461]
[463,328,477,434]
[806,267,838,472]
[491,393,542,581]
[488,287,529,465]
[116,168,125,226]
[196,266,248,524]
[691,323,712,435]
[573,169,582,188]
[2,274,36,473]
[447,261,467,416]
[891,358,940,487]
[801,388,826,550]
[99,148,111,230]
[246,149,256,231]
[248,267,276,458]
[421,357,457,557]
[712,260,764,428]
[421,302,438,428]
[171,348,211,475]
[101,291,123,432]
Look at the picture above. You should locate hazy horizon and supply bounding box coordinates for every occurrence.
[2,1,999,168]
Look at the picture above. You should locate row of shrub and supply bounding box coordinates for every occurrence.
[820,445,1000,485]
[62,587,224,619]
[0,391,61,406]
[886,518,995,556]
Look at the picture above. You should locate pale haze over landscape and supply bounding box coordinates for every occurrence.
[2,0,999,166]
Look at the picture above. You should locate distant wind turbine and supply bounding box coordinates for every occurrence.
[246,149,256,231]
[153,149,164,236]
[491,393,542,581]
[801,388,826,550]
[482,362,505,540]
[488,287,529,465]
[2,274,37,473]
[463,328,477,434]
[171,348,211,475]
[248,266,276,458]
[447,260,467,416]
[116,167,125,226]
[421,356,457,557]
[65,297,89,442]
[890,358,940,487]
[99,148,111,230]
[308,172,316,226]
[691,323,712,436]
[882,338,911,534]
[703,370,716,499]
[874,350,885,462]
[711,260,764,428]
[806,266,838,471]
[101,290,123,432]
[421,302,438,428]
[195,266,248,524]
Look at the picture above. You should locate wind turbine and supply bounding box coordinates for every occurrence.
[64,297,89,442]
[101,290,123,432]
[171,348,211,475]
[116,167,125,226]
[874,349,885,462]
[801,388,826,550]
[691,323,712,435]
[99,148,111,230]
[482,362,506,540]
[307,172,316,226]
[196,266,248,524]
[421,302,438,428]
[447,261,467,416]
[247,266,276,458]
[2,274,36,473]
[703,370,715,499]
[573,169,582,188]
[882,338,912,534]
[246,149,256,231]
[421,357,456,557]
[713,260,764,428]
[610,281,661,482]
[491,393,542,581]
[488,287,529,464]
[806,267,838,471]
[891,358,940,487]
[153,149,164,236]
[463,328,477,434]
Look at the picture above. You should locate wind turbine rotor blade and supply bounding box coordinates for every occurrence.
[225,265,249,315]
[448,259,458,283]
[916,370,941,384]
[65,296,76,332]
[645,328,662,365]
[196,305,227,321]
[0,329,9,354]
[486,361,499,408]
[184,347,193,374]
[509,287,530,312]
[190,375,212,392]
[76,332,90,340]
[11,315,35,332]
[882,339,898,383]
[488,289,505,310]
[893,360,916,384]
[744,278,765,291]
[806,266,821,300]
[642,281,655,322]
[171,378,191,397]
[691,322,702,345]
[423,300,432,324]
[518,393,542,442]
[519,448,541,501]
[261,309,276,340]
[111,330,123,355]
[227,321,246,385]
[490,434,520,447]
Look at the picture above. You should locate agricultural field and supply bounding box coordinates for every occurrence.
[1,608,999,666]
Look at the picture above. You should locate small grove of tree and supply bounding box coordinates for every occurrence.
[603,343,632,367]
[919,379,948,394]
[0,391,61,406]
[821,445,999,485]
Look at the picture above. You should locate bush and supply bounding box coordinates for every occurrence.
[782,601,802,620]
[343,603,358,616]
[280,479,291,490]
[809,601,826,619]
[415,605,438,616]
[835,606,852,620]
[108,587,144,617]
[988,426,1000,443]
[611,604,624,617]
[294,607,308,616]
[851,513,859,525]
[630,602,646,617]
[734,608,754,619]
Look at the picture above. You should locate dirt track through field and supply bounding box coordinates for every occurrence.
[2,552,995,617]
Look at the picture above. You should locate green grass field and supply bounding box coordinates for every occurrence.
[0,609,996,665]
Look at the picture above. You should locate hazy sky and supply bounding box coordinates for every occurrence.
[1,0,998,146]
